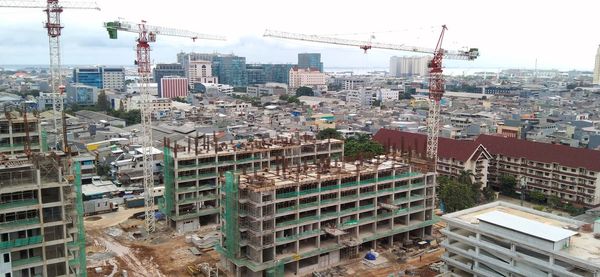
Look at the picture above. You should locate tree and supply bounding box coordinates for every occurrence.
[173,96,187,103]
[528,190,546,204]
[97,91,109,112]
[344,134,384,159]
[499,175,516,196]
[372,100,381,107]
[482,186,497,202]
[547,195,562,209]
[439,180,476,213]
[295,86,314,97]
[317,128,342,140]
[457,170,474,186]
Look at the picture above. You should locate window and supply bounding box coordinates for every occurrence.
[3,253,9,263]
[6,273,11,277]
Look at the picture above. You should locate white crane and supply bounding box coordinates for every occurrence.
[104,19,225,233]
[264,27,479,170]
[0,0,100,152]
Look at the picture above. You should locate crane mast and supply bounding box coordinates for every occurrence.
[0,0,100,151]
[104,20,225,233]
[264,26,478,171]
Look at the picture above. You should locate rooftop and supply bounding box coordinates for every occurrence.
[444,201,600,265]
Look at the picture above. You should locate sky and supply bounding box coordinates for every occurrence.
[0,0,599,71]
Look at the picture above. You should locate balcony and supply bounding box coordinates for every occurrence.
[12,256,43,267]
[0,235,43,250]
[0,217,40,228]
[0,199,38,210]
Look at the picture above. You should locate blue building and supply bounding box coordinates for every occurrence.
[66,83,98,106]
[72,66,125,91]
[298,53,323,72]
[213,55,247,87]
[245,63,295,85]
[153,63,185,95]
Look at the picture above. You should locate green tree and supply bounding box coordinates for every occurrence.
[439,180,476,213]
[344,134,384,159]
[97,91,109,112]
[499,175,517,196]
[457,170,474,186]
[547,195,562,209]
[295,86,314,97]
[528,190,546,204]
[482,186,497,202]
[317,128,342,140]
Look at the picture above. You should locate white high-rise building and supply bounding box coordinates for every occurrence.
[593,45,600,85]
[389,56,431,77]
[188,60,218,85]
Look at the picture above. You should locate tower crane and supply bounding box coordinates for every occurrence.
[0,0,100,152]
[264,27,478,170]
[104,19,226,233]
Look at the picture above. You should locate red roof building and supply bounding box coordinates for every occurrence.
[373,129,600,207]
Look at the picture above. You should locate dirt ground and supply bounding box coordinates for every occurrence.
[345,248,445,277]
[84,207,219,277]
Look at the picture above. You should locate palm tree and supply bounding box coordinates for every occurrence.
[457,170,474,186]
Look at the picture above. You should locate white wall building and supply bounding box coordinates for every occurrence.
[390,56,430,77]
[594,45,600,85]
[102,67,126,91]
[288,67,327,90]
[441,201,600,277]
[188,60,218,85]
[376,88,399,102]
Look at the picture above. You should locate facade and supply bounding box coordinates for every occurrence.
[153,64,185,96]
[188,60,217,85]
[594,45,600,85]
[72,66,125,91]
[65,83,98,106]
[213,55,248,87]
[263,64,295,84]
[159,77,189,99]
[0,112,43,156]
[441,201,600,277]
[298,53,323,72]
[374,129,600,208]
[389,56,430,77]
[345,88,375,106]
[218,156,436,276]
[288,67,327,90]
[160,137,346,233]
[177,52,218,78]
[376,88,399,103]
[246,64,266,85]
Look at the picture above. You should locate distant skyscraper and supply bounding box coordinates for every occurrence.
[212,55,247,87]
[594,45,600,85]
[72,66,125,91]
[389,56,430,77]
[153,63,185,95]
[160,77,188,98]
[188,60,217,85]
[298,53,323,72]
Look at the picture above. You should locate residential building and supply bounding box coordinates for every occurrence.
[160,77,189,99]
[153,63,185,96]
[376,88,399,103]
[594,45,600,85]
[0,112,43,155]
[441,201,600,277]
[188,60,217,85]
[346,88,375,106]
[177,52,218,78]
[389,56,430,77]
[66,83,98,106]
[298,53,323,72]
[217,155,436,276]
[160,137,346,233]
[288,67,327,91]
[374,129,600,208]
[213,55,248,87]
[72,66,125,91]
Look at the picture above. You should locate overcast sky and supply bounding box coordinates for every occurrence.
[0,0,598,71]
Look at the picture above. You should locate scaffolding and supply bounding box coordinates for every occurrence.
[41,129,48,152]
[265,261,284,277]
[68,162,87,276]
[223,171,240,259]
[161,144,174,217]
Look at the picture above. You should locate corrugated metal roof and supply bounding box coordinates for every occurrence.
[477,211,577,242]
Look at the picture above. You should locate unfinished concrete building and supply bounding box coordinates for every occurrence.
[218,157,437,276]
[441,201,600,277]
[0,112,44,155]
[0,111,85,276]
[160,135,345,232]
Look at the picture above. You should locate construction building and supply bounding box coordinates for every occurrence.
[441,201,600,277]
[160,136,345,233]
[216,153,437,276]
[0,112,44,156]
[374,129,600,208]
[0,113,86,277]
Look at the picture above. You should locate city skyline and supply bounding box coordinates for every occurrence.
[0,0,599,71]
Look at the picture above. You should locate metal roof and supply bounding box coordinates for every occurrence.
[477,211,577,242]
